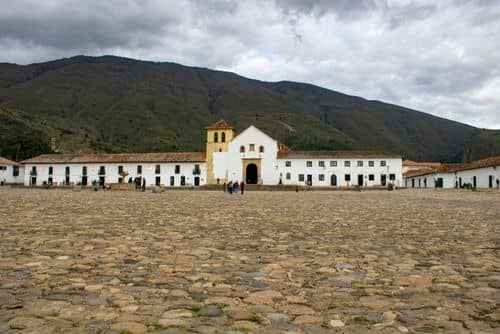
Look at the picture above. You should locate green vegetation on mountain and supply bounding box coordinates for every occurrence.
[0,55,498,162]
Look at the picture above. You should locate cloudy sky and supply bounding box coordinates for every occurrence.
[1,0,499,129]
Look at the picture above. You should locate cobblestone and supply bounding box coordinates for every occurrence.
[0,188,499,333]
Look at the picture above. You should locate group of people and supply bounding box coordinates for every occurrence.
[129,176,146,191]
[223,180,245,194]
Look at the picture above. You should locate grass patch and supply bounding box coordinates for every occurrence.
[352,315,379,325]
[189,306,201,317]
[249,314,263,324]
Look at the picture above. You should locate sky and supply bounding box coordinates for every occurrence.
[1,0,499,129]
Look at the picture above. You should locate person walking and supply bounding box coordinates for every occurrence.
[223,182,226,193]
[233,181,239,194]
[227,181,233,194]
[240,181,245,195]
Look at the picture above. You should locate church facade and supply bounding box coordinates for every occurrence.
[20,120,403,188]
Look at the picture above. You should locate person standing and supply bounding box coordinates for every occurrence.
[142,178,146,192]
[233,181,239,194]
[240,181,245,195]
[223,182,227,193]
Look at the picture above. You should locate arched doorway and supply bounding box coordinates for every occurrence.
[330,174,337,186]
[246,163,258,184]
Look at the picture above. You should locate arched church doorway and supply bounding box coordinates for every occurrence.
[246,163,258,184]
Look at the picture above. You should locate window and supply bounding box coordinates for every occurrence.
[285,161,291,167]
[344,161,350,167]
[99,166,105,175]
[286,172,291,180]
[357,161,363,167]
[175,165,180,174]
[82,166,87,176]
[240,145,245,153]
[319,174,325,181]
[221,132,226,142]
[137,165,142,175]
[345,174,351,181]
[306,161,312,167]
[319,161,325,167]
[249,144,255,151]
[389,173,396,181]
[0,165,6,171]
[180,176,186,186]
[368,160,374,167]
[31,166,37,175]
[48,166,53,175]
[155,165,161,174]
[298,174,305,182]
[193,164,201,175]
[259,145,264,153]
[330,161,337,167]
[368,174,375,181]
[65,166,70,175]
[214,132,218,143]
[118,165,124,174]
[380,160,387,167]
[13,166,19,177]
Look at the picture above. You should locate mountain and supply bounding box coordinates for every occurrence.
[0,55,498,162]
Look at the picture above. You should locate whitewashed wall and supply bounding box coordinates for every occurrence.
[23,162,206,187]
[226,126,279,185]
[0,164,24,184]
[277,158,403,187]
[456,166,499,188]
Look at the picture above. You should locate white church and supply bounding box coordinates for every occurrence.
[12,120,404,188]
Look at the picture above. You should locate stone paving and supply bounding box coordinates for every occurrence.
[0,188,499,334]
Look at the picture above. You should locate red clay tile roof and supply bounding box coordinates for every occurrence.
[404,156,500,178]
[21,152,206,164]
[205,119,234,130]
[0,157,18,165]
[278,150,401,159]
[403,160,441,167]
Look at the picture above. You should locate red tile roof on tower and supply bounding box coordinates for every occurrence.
[0,157,18,165]
[205,119,234,130]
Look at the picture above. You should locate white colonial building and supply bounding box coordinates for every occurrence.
[19,120,403,188]
[404,156,500,189]
[0,157,24,185]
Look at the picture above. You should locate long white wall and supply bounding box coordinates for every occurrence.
[23,162,206,187]
[277,158,403,187]
[404,165,500,189]
[0,164,25,184]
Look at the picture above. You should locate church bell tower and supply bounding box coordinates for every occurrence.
[205,119,236,184]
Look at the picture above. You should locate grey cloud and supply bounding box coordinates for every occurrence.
[0,0,499,129]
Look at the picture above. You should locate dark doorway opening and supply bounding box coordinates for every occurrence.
[381,174,387,186]
[82,176,88,186]
[436,178,443,188]
[330,174,337,186]
[473,176,477,188]
[99,176,105,186]
[155,176,161,186]
[170,176,175,186]
[194,177,200,186]
[357,174,364,186]
[489,175,493,188]
[180,176,186,186]
[31,177,36,186]
[306,174,312,186]
[246,163,258,184]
